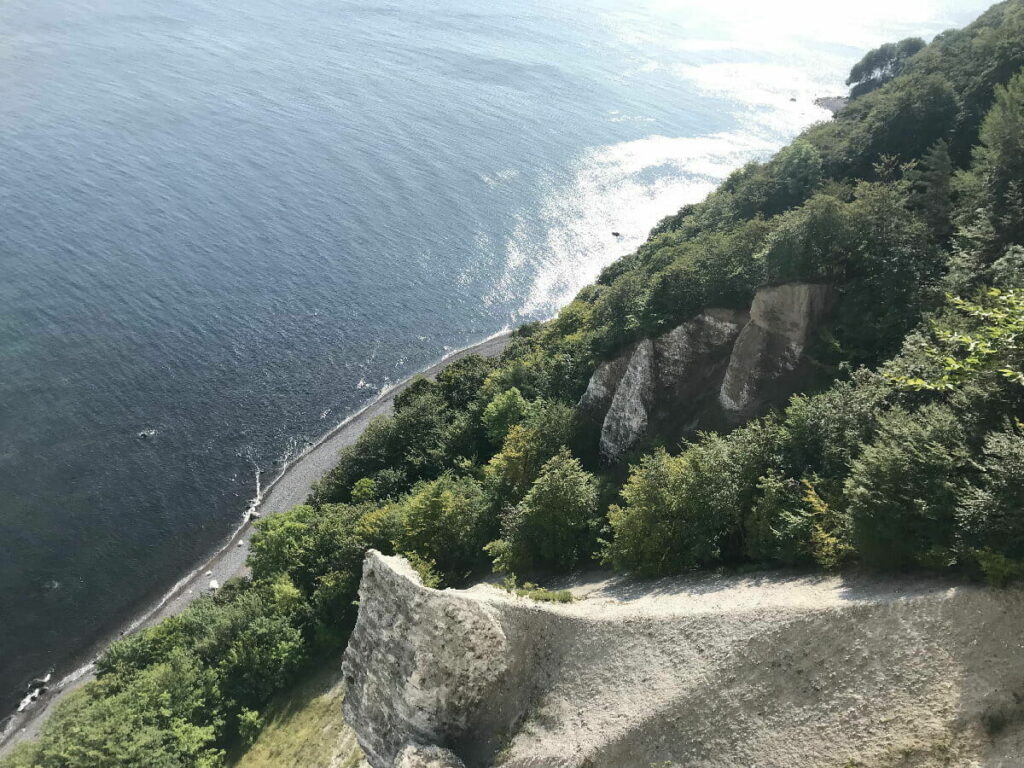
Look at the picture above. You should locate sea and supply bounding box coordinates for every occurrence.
[0,0,994,717]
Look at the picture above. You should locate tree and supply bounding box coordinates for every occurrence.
[908,139,954,241]
[488,449,597,575]
[768,140,823,213]
[958,425,1024,559]
[396,473,492,580]
[483,400,575,506]
[892,289,1024,393]
[481,387,530,445]
[958,70,1024,253]
[6,650,224,768]
[606,420,782,575]
[846,37,925,98]
[846,404,970,568]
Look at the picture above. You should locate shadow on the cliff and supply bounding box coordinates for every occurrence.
[545,566,967,604]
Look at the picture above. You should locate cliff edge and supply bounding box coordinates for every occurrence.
[343,551,1024,768]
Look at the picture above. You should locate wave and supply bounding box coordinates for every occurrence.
[493,130,777,317]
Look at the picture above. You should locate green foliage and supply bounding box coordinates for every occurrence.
[6,651,224,768]
[434,354,495,409]
[349,477,378,504]
[846,37,926,98]
[959,425,1024,557]
[957,69,1024,254]
[482,387,530,445]
[498,577,574,603]
[907,139,954,241]
[894,289,1024,391]
[846,405,971,568]
[10,8,1024,764]
[488,448,598,576]
[605,419,783,575]
[248,502,395,626]
[973,548,1024,586]
[237,709,264,747]
[395,473,492,581]
[312,379,452,504]
[483,399,575,507]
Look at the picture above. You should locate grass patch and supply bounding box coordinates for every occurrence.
[500,578,573,603]
[229,652,362,768]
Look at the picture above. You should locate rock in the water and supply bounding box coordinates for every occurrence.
[719,282,829,422]
[599,339,654,461]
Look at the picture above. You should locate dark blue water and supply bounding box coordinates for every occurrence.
[0,0,990,712]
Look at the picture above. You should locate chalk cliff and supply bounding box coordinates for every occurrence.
[581,282,828,460]
[343,551,1024,768]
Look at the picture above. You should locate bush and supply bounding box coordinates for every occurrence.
[487,448,598,576]
[395,473,492,581]
[847,404,971,568]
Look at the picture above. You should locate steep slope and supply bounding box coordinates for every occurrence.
[580,282,830,460]
[343,552,1024,768]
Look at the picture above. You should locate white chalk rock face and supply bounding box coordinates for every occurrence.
[653,308,749,390]
[719,282,830,422]
[580,308,748,461]
[599,339,655,461]
[343,552,1024,768]
[577,343,634,417]
[394,744,465,768]
[342,552,513,768]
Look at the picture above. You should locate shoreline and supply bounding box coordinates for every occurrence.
[0,327,513,756]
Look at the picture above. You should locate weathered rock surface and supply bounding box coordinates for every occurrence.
[581,283,829,459]
[341,553,515,768]
[650,307,750,434]
[344,552,1024,768]
[583,309,749,460]
[577,343,634,417]
[719,282,829,422]
[599,339,655,460]
[394,744,465,768]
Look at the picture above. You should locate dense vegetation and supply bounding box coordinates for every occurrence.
[4,3,1023,765]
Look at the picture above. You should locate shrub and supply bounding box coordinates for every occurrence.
[487,448,598,576]
[395,473,492,581]
[846,404,970,568]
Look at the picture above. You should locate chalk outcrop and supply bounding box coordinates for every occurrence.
[581,283,828,460]
[341,553,513,767]
[343,552,1024,768]
[719,281,830,422]
[598,338,655,460]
